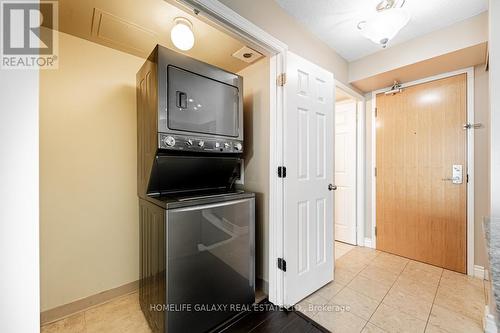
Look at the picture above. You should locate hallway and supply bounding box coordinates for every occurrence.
[296,243,489,332]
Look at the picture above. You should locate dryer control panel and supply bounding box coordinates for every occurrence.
[158,134,243,154]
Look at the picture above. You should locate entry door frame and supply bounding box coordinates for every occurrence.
[335,82,366,247]
[370,67,475,276]
[174,0,288,306]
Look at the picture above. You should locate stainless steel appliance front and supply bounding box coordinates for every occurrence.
[140,45,244,154]
[139,194,255,333]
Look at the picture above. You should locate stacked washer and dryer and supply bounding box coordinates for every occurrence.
[136,45,255,333]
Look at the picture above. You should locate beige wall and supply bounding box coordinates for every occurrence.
[238,58,271,287]
[349,12,488,83]
[474,66,490,267]
[40,31,144,311]
[363,66,490,267]
[219,0,349,84]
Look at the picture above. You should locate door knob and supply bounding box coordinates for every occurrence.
[328,184,337,191]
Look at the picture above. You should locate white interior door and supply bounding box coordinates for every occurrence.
[283,52,334,306]
[334,101,357,245]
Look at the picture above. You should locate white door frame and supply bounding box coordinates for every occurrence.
[335,82,366,247]
[175,0,289,305]
[369,67,475,276]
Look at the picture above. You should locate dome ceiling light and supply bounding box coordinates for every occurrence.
[357,0,411,48]
[170,17,195,51]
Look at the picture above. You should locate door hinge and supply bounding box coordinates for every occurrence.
[277,258,287,272]
[375,107,378,117]
[467,174,469,183]
[374,167,377,177]
[375,226,377,236]
[278,166,287,178]
[277,73,287,86]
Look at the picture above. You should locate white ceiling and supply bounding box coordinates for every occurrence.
[275,0,488,61]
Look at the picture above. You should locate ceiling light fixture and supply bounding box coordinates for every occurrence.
[357,0,410,48]
[170,17,194,51]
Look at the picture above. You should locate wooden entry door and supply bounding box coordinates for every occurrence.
[376,74,467,273]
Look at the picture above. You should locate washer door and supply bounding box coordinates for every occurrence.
[166,198,255,333]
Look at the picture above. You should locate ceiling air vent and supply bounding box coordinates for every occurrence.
[232,46,263,64]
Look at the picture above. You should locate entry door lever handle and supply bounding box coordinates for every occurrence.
[328,184,337,191]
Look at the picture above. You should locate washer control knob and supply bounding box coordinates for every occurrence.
[198,140,205,148]
[215,142,221,148]
[234,143,242,151]
[163,136,176,147]
[224,143,230,149]
[186,139,193,146]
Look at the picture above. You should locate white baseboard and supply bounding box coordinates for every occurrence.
[484,305,498,333]
[364,237,374,249]
[474,265,486,280]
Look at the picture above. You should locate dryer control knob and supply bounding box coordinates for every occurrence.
[224,143,230,149]
[234,143,242,151]
[163,136,176,147]
[198,140,205,148]
[186,139,193,146]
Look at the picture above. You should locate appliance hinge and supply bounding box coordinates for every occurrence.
[375,107,378,117]
[277,258,287,272]
[278,166,287,178]
[277,73,287,86]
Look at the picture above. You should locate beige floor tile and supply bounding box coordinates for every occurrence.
[336,255,369,274]
[335,241,355,253]
[371,254,408,274]
[406,260,443,275]
[314,281,346,301]
[85,293,151,333]
[348,247,380,261]
[400,262,442,286]
[336,248,352,259]
[347,275,393,302]
[304,290,330,306]
[314,306,367,333]
[370,303,426,333]
[427,304,483,333]
[359,264,400,285]
[439,269,484,291]
[344,247,378,259]
[41,313,86,333]
[331,287,380,320]
[362,322,387,333]
[424,324,449,333]
[434,284,484,324]
[334,266,359,285]
[376,252,409,264]
[391,275,438,303]
[383,286,433,321]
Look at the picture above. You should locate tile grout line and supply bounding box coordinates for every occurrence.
[304,244,361,319]
[340,247,383,332]
[323,246,382,330]
[423,268,444,333]
[359,256,410,333]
